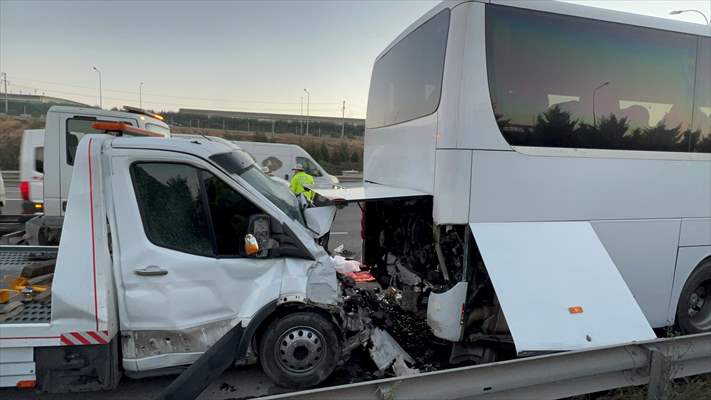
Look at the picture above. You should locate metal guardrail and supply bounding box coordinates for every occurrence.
[1,171,19,184]
[261,333,711,400]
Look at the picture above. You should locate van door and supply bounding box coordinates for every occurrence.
[110,151,286,371]
[58,113,137,215]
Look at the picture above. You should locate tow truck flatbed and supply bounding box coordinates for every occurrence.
[0,245,57,325]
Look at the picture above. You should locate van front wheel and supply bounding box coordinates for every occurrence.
[259,311,340,388]
[677,259,711,334]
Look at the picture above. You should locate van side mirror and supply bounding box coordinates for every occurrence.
[247,214,271,257]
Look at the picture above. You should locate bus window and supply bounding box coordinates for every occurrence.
[486,5,704,153]
[690,37,710,152]
[366,9,450,129]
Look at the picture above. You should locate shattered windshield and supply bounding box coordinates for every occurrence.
[210,151,304,225]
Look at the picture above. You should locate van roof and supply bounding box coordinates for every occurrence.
[110,136,237,160]
[232,141,306,151]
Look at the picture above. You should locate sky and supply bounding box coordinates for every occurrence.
[0,0,709,118]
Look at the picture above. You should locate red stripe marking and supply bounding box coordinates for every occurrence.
[60,336,74,346]
[87,331,107,344]
[88,138,100,332]
[70,332,91,345]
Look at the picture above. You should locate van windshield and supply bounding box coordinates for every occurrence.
[210,151,304,224]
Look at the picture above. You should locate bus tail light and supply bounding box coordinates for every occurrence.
[20,181,30,201]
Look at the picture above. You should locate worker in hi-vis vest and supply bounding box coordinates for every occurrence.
[289,164,315,201]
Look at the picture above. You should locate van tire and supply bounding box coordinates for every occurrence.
[258,311,340,388]
[676,259,711,334]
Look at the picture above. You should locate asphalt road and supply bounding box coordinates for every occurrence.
[1,182,364,400]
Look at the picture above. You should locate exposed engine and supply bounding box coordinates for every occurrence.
[362,197,512,346]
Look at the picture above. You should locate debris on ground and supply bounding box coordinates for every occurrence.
[333,244,356,259]
[336,274,451,383]
[369,328,414,372]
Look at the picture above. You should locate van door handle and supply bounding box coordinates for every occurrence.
[134,265,168,276]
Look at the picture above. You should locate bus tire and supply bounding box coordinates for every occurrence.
[676,258,711,334]
[258,311,340,389]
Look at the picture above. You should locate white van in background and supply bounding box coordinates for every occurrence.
[233,141,340,188]
[20,129,45,214]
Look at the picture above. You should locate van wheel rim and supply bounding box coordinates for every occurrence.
[688,279,711,331]
[276,326,325,373]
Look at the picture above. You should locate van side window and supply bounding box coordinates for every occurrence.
[34,147,44,174]
[295,156,322,177]
[131,163,214,256]
[66,118,136,165]
[203,172,263,256]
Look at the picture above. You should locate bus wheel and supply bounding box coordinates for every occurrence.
[677,259,711,334]
[259,311,340,388]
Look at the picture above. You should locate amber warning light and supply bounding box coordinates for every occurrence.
[568,306,584,314]
[91,122,163,137]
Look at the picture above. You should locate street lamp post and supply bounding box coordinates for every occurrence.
[139,82,144,109]
[300,96,303,135]
[670,10,710,25]
[92,66,102,109]
[303,88,310,136]
[592,81,609,127]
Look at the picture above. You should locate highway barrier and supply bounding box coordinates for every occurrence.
[261,332,711,400]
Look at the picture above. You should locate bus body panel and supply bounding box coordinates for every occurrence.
[364,112,438,194]
[590,219,681,327]
[441,2,511,152]
[468,150,711,223]
[470,221,656,353]
[679,218,711,247]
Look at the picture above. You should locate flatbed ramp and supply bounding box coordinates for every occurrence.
[258,333,711,400]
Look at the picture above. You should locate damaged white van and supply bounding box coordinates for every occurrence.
[314,0,711,363]
[0,129,359,392]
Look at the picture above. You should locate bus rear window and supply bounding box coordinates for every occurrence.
[366,9,450,129]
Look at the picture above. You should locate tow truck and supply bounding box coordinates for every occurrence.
[0,128,355,392]
[6,105,171,246]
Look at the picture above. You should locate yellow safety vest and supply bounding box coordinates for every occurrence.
[290,171,315,201]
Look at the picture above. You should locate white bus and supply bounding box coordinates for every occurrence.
[317,0,710,361]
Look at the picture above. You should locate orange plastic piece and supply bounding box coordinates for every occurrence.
[16,380,37,389]
[568,306,584,314]
[91,122,163,137]
[0,289,19,303]
[244,234,259,256]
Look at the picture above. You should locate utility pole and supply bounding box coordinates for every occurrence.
[139,82,144,108]
[92,66,103,109]
[341,100,346,138]
[303,89,310,136]
[1,72,8,114]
